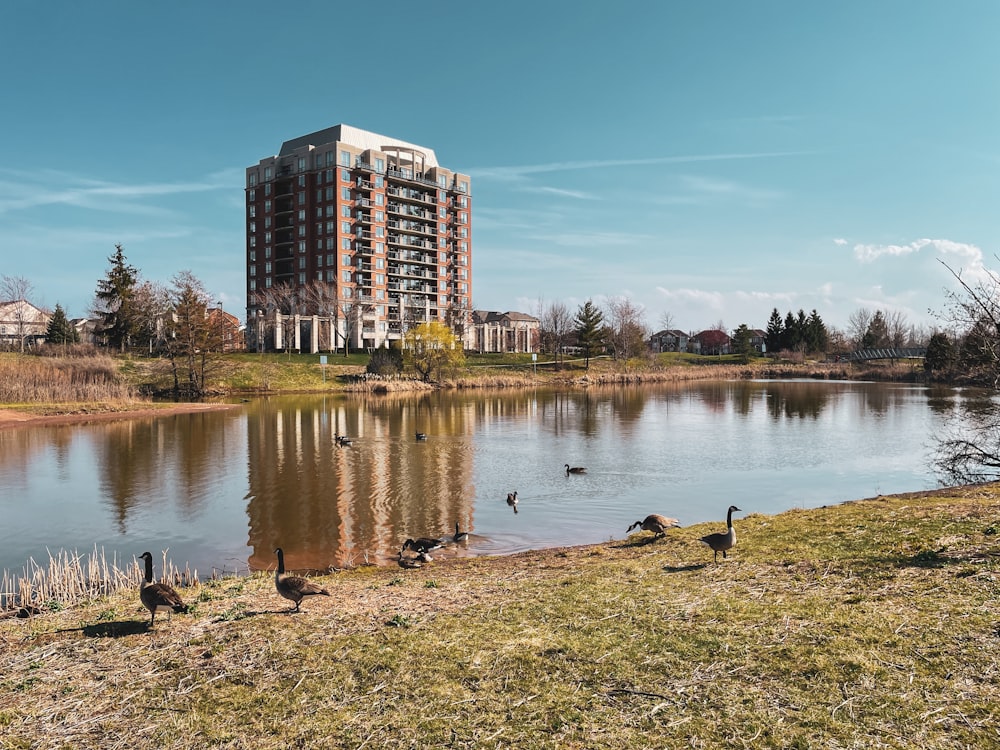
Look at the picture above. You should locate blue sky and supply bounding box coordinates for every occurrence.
[2,1,997,335]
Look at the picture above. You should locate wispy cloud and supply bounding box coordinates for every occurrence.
[0,167,242,215]
[470,151,811,182]
[520,185,599,200]
[833,238,848,246]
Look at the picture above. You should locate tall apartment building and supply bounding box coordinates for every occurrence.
[245,124,472,351]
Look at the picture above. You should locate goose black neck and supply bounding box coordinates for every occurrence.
[726,507,735,527]
[275,549,285,574]
[143,555,153,584]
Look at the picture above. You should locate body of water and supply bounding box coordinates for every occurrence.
[0,380,973,578]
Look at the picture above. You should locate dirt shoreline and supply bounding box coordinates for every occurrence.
[0,402,241,430]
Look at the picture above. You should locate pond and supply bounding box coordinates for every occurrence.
[0,380,973,578]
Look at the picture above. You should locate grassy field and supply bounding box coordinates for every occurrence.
[2,486,998,749]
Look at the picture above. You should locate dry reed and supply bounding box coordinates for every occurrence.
[0,354,139,403]
[0,546,197,614]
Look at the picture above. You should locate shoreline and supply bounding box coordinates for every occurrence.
[0,402,241,430]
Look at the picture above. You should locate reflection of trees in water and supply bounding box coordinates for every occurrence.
[96,411,243,533]
[933,389,1000,483]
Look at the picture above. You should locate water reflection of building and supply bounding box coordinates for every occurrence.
[244,395,480,573]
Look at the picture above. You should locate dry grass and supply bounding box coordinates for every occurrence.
[0,354,139,403]
[2,486,999,748]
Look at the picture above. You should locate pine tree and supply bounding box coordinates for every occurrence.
[765,308,783,354]
[574,299,605,368]
[806,309,828,354]
[94,244,140,351]
[45,303,78,345]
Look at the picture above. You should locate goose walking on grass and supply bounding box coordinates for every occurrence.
[274,547,330,612]
[700,505,742,562]
[506,491,519,514]
[138,551,188,627]
[453,522,470,544]
[626,514,681,539]
[565,464,587,475]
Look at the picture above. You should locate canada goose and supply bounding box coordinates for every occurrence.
[274,547,331,612]
[627,514,681,539]
[506,491,519,513]
[700,505,742,562]
[415,432,428,441]
[402,537,444,555]
[565,464,587,475]
[453,522,469,543]
[138,551,188,627]
[335,434,353,446]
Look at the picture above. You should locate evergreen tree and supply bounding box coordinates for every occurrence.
[45,303,78,345]
[924,332,954,376]
[805,309,829,353]
[782,311,799,351]
[862,310,890,349]
[731,324,754,362]
[94,244,140,351]
[765,308,783,354]
[574,299,605,368]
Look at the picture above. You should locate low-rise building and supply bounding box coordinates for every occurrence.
[0,299,50,350]
[469,310,539,353]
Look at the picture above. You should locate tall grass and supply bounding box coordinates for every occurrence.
[0,354,138,403]
[0,547,197,613]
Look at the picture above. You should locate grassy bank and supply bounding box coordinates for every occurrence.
[2,486,998,748]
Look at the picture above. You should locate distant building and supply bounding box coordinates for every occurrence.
[206,308,246,352]
[246,124,472,352]
[0,299,50,350]
[649,329,689,353]
[691,329,731,356]
[469,310,539,353]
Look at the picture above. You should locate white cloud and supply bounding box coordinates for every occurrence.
[852,237,983,266]
[520,186,599,200]
[833,238,847,246]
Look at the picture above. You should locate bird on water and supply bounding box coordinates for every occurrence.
[565,464,587,475]
[138,551,189,627]
[506,491,519,513]
[274,547,331,612]
[700,505,742,562]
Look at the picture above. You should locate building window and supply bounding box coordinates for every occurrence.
[376,242,384,253]
[265,200,272,212]
[327,152,335,167]
[342,254,351,266]
[342,238,351,250]
[249,236,256,248]
[298,192,305,205]
[325,205,335,217]
[376,289,384,300]
[265,262,272,274]
[460,212,467,224]
[298,209,306,222]
[264,167,272,181]
[326,221,336,234]
[298,240,306,252]
[376,274,385,285]
[341,186,351,201]
[340,150,351,167]
[340,221,350,233]
[298,226,306,237]
[375,175,384,187]
[341,169,350,182]
[342,205,351,218]
[375,193,384,206]
[458,181,468,193]
[249,221,256,234]
[265,277,272,288]
[299,257,306,269]
[265,246,272,259]
[439,208,446,218]
[326,270,335,281]
[299,272,306,285]
[249,205,256,218]
[264,217,272,229]
[249,249,256,261]
[248,174,258,188]
[376,257,384,269]
[250,279,257,290]
[375,158,385,172]
[344,287,352,297]
[249,265,256,276]
[459,196,468,207]
[265,183,272,196]
[342,270,352,282]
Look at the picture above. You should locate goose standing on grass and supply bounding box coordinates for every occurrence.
[138,551,188,627]
[700,505,742,562]
[453,522,470,544]
[626,514,681,539]
[506,491,519,514]
[401,537,444,561]
[565,464,587,475]
[274,547,330,612]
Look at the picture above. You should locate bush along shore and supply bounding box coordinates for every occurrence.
[1,485,998,748]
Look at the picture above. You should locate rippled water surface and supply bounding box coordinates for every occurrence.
[0,380,966,577]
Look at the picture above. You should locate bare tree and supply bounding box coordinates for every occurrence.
[539,299,572,367]
[885,309,910,348]
[133,280,170,354]
[337,295,376,356]
[659,310,675,332]
[847,308,873,349]
[161,271,220,397]
[606,295,648,364]
[0,275,36,352]
[302,280,339,351]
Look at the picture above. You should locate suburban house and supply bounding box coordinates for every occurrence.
[469,310,539,353]
[750,328,767,354]
[649,329,689,353]
[206,308,246,352]
[0,299,50,350]
[690,329,731,356]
